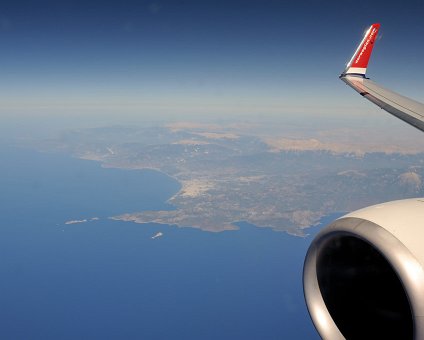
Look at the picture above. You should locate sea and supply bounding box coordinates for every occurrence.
[0,146,340,339]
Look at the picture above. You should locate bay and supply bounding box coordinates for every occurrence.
[0,147,333,339]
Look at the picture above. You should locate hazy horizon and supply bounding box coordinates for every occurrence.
[0,0,423,122]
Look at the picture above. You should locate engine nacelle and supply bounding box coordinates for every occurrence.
[304,198,424,339]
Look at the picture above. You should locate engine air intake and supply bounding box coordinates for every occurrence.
[303,200,424,340]
[317,234,412,339]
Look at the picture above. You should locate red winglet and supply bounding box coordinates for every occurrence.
[344,23,380,76]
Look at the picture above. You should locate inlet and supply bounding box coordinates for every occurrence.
[316,234,413,339]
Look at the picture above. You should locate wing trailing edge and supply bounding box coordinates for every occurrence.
[340,23,424,132]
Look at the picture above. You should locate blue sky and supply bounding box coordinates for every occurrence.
[0,0,423,122]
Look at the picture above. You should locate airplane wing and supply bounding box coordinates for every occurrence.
[340,23,424,132]
[303,23,424,340]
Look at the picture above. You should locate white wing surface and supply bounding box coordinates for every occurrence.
[340,23,424,132]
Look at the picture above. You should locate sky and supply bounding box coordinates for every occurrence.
[0,0,423,125]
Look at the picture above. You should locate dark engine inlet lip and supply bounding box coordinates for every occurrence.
[303,217,424,340]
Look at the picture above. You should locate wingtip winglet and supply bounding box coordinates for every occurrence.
[342,23,380,78]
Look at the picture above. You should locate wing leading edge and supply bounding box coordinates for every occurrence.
[340,23,424,132]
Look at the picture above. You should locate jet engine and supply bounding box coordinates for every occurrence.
[303,198,424,339]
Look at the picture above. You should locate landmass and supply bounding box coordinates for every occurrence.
[64,217,100,225]
[151,232,163,239]
[35,121,424,236]
[65,219,88,225]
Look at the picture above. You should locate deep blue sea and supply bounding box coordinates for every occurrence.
[0,147,339,339]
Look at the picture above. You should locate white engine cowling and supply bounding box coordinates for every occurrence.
[303,198,424,339]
